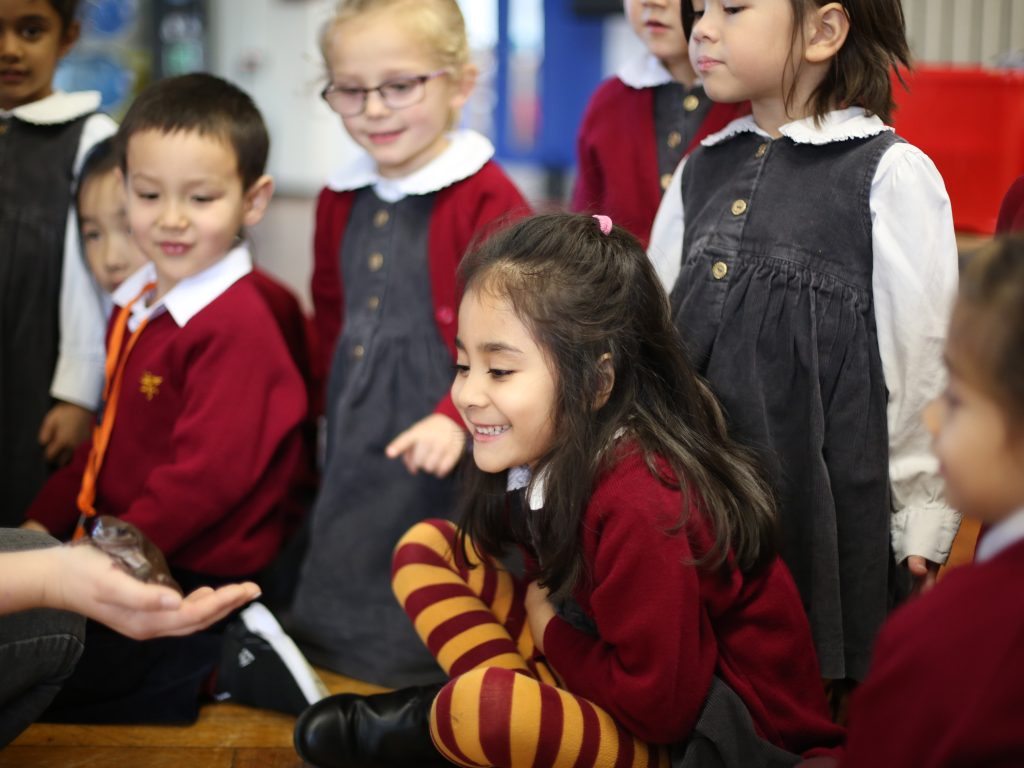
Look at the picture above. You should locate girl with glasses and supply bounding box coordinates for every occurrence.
[288,0,531,690]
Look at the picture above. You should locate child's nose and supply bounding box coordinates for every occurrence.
[157,201,187,229]
[452,370,485,411]
[0,30,23,59]
[363,88,390,117]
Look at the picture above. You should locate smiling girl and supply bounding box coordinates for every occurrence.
[0,0,115,519]
[289,0,529,690]
[294,213,843,768]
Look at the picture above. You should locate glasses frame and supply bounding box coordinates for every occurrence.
[320,69,450,117]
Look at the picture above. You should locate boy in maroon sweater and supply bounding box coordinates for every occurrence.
[23,73,323,724]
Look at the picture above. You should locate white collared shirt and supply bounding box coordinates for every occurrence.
[325,129,494,202]
[3,91,118,409]
[648,107,960,565]
[113,244,254,332]
[975,509,1024,563]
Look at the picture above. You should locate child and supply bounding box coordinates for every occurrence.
[23,72,320,723]
[288,0,530,688]
[0,0,116,523]
[294,213,844,768]
[75,137,148,298]
[842,235,1024,765]
[648,0,960,689]
[572,0,744,249]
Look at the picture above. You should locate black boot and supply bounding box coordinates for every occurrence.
[293,683,452,768]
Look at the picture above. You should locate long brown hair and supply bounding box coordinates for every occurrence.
[455,214,777,598]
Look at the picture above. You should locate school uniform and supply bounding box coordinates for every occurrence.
[648,108,960,681]
[0,91,115,525]
[27,245,306,577]
[393,445,844,766]
[571,52,745,246]
[290,130,529,688]
[842,509,1024,767]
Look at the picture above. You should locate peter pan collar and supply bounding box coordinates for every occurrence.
[617,52,675,90]
[113,243,253,330]
[507,465,547,511]
[701,106,892,147]
[1,90,102,125]
[326,129,495,202]
[975,508,1024,563]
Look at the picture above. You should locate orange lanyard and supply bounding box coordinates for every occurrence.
[74,282,157,539]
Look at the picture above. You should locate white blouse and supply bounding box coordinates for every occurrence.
[648,107,960,566]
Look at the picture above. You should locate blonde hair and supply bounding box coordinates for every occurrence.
[320,0,470,73]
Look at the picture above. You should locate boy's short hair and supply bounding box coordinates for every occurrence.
[117,73,269,190]
[48,0,80,31]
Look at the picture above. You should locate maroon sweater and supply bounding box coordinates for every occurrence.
[843,538,1024,767]
[29,275,306,577]
[539,448,844,754]
[310,161,529,422]
[571,77,746,247]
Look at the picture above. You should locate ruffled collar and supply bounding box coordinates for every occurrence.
[617,52,675,90]
[701,106,892,147]
[326,129,494,202]
[507,465,547,511]
[0,90,102,125]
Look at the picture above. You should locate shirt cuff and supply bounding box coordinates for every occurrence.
[50,353,104,410]
[890,503,961,565]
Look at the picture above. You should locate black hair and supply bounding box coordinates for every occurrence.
[116,73,269,190]
[455,213,778,599]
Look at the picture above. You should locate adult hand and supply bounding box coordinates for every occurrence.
[4,545,260,640]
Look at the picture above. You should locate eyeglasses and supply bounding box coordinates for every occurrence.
[320,70,449,117]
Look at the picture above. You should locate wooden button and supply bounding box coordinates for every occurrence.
[368,252,384,271]
[367,296,380,310]
[683,94,700,112]
[373,209,390,228]
[711,261,728,279]
[731,199,748,216]
[667,130,682,149]
[353,344,365,360]
[660,173,673,190]
[755,143,768,158]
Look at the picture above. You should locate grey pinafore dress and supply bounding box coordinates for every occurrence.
[289,189,454,687]
[670,130,908,681]
[0,114,87,525]
[653,82,713,191]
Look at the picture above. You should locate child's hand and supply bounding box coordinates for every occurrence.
[385,413,466,477]
[38,402,94,466]
[524,580,556,654]
[907,554,939,595]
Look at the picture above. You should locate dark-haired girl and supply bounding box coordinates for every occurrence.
[649,0,960,690]
[295,213,844,768]
[1,0,115,523]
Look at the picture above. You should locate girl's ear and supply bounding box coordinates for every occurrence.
[242,175,275,227]
[594,353,615,410]
[448,63,478,112]
[804,2,849,64]
[59,20,81,59]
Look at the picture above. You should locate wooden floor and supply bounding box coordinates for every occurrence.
[1,669,387,768]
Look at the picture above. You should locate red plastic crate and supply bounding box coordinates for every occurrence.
[890,66,1024,234]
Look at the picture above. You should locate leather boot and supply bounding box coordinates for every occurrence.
[293,683,452,768]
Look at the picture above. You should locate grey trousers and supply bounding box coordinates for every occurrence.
[0,529,85,747]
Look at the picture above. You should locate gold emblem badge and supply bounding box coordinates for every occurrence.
[139,371,163,401]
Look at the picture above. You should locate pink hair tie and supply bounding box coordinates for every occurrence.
[592,214,613,235]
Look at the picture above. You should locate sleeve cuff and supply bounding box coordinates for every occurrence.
[50,354,104,410]
[890,503,962,565]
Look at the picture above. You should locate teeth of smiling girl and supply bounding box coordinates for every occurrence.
[475,425,509,436]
